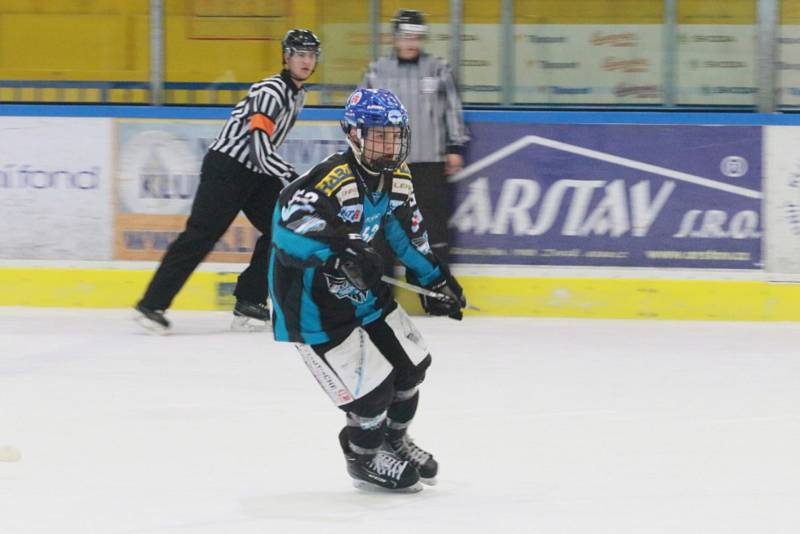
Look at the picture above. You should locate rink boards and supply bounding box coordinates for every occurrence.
[2,263,800,321]
[2,107,800,320]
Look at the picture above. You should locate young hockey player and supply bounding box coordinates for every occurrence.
[268,88,467,491]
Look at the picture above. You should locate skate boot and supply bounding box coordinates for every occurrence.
[231,300,271,332]
[386,431,438,485]
[338,429,421,493]
[134,303,170,333]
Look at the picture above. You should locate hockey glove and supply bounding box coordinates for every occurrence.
[416,267,466,321]
[330,234,384,292]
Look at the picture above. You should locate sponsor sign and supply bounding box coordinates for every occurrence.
[764,126,800,273]
[114,213,261,262]
[676,25,756,105]
[0,117,113,260]
[778,25,800,107]
[113,119,346,261]
[513,24,662,104]
[449,123,762,268]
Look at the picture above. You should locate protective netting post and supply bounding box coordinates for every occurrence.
[757,0,778,113]
[150,0,164,105]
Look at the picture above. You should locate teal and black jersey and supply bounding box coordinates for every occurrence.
[269,150,443,345]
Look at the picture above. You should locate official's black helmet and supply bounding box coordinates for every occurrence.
[281,29,321,56]
[392,9,427,35]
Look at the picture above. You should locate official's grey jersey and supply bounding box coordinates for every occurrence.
[363,53,469,164]
[209,70,304,179]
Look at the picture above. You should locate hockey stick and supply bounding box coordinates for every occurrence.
[381,275,480,311]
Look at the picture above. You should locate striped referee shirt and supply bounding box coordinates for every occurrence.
[209,70,305,180]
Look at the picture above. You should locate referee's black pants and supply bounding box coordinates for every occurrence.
[408,161,450,258]
[139,150,284,311]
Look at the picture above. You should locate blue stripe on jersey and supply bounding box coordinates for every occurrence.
[384,213,441,286]
[360,192,389,242]
[268,248,290,341]
[359,306,384,327]
[300,268,328,345]
[354,288,379,322]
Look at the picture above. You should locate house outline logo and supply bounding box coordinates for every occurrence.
[448,134,762,200]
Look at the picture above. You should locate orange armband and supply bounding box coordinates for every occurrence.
[249,113,275,136]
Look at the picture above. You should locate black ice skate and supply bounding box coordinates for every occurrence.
[338,429,421,493]
[134,303,170,333]
[231,300,271,332]
[386,432,438,485]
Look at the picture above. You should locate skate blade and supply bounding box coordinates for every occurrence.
[230,315,271,333]
[134,315,169,335]
[352,480,423,493]
[420,477,437,486]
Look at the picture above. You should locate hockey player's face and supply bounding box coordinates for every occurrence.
[285,50,318,81]
[363,126,403,168]
[395,34,423,60]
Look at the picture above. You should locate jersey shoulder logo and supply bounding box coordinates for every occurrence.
[335,182,360,204]
[395,163,412,178]
[391,177,413,196]
[281,189,319,221]
[316,164,355,196]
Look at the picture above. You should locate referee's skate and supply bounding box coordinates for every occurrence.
[230,300,271,332]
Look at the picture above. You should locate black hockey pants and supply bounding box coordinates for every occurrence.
[308,304,432,452]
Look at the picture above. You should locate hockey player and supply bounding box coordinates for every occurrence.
[268,88,467,492]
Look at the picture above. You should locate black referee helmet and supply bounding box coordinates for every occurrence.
[281,29,321,57]
[392,9,427,35]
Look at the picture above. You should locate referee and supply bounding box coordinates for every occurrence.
[135,29,321,332]
[363,10,469,262]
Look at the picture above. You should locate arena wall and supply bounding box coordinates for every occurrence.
[2,105,800,320]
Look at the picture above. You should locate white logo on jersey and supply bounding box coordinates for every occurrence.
[335,182,359,203]
[392,177,412,195]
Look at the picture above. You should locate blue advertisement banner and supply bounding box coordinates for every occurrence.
[449,124,762,268]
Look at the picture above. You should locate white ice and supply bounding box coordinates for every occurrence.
[1,307,799,534]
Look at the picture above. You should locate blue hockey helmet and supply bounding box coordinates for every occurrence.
[341,88,410,173]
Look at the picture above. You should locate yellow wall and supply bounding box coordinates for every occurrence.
[0,0,760,96]
[678,0,756,24]
[781,0,800,24]
[0,0,149,81]
[514,0,663,24]
[164,0,317,83]
[3,266,800,322]
[0,0,319,84]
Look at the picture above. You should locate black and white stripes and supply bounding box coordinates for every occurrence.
[209,70,304,180]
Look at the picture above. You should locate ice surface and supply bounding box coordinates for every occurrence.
[1,307,799,534]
